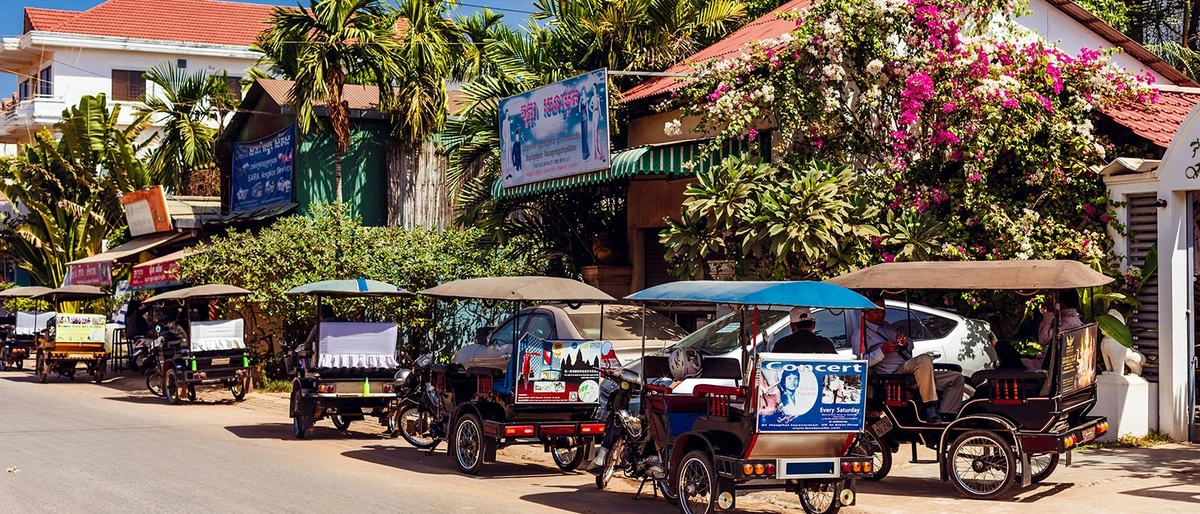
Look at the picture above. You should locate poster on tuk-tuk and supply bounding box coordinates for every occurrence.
[515,334,603,404]
[1059,324,1098,395]
[54,314,106,343]
[757,356,868,433]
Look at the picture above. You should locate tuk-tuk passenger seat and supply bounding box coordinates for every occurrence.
[313,322,400,379]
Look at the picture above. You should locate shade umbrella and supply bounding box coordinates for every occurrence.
[36,285,108,303]
[144,284,252,304]
[419,276,614,303]
[826,260,1114,290]
[0,286,54,298]
[284,279,412,298]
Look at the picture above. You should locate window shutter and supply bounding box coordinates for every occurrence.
[1126,194,1159,381]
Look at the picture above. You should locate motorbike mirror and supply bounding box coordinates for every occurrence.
[600,341,613,356]
[155,325,161,332]
[475,326,494,346]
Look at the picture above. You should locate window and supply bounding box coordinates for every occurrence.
[176,58,187,69]
[524,313,556,340]
[18,80,29,100]
[812,309,850,349]
[885,307,959,341]
[225,76,243,101]
[37,67,51,95]
[920,312,958,339]
[111,70,146,101]
[490,314,531,347]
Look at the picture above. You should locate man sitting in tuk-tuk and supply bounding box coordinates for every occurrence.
[772,307,837,354]
[862,298,964,423]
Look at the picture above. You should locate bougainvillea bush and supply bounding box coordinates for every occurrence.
[665,0,1157,331]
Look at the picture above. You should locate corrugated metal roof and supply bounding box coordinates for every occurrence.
[1100,89,1200,148]
[623,0,1196,103]
[256,78,383,111]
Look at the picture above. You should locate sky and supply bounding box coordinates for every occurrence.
[0,0,539,94]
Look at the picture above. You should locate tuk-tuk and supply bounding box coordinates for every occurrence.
[419,276,618,475]
[827,260,1111,499]
[625,281,879,514]
[33,285,110,384]
[285,279,412,438]
[142,284,254,405]
[0,286,54,371]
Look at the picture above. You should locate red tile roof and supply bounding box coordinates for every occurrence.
[623,0,1195,102]
[256,78,468,112]
[623,0,812,103]
[1100,89,1200,148]
[22,0,279,47]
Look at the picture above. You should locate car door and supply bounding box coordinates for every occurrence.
[466,313,533,370]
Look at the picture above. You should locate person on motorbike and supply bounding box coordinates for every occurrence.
[861,297,964,423]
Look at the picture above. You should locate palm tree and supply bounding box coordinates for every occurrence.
[254,0,404,202]
[392,0,464,144]
[0,94,152,286]
[135,62,236,194]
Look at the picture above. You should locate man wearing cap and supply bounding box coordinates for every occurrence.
[862,299,964,423]
[772,307,837,354]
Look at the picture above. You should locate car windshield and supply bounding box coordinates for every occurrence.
[673,309,789,355]
[566,308,688,342]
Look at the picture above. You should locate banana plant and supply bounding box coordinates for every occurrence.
[1083,244,1157,348]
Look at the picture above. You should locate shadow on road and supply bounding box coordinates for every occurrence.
[342,444,575,479]
[519,483,675,514]
[225,423,388,441]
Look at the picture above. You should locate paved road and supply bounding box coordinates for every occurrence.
[2,369,1198,514]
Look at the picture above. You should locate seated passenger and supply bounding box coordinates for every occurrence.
[861,298,964,423]
[772,307,836,354]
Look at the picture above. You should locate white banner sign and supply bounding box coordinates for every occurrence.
[499,69,610,189]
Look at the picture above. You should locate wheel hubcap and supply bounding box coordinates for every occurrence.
[457,421,480,468]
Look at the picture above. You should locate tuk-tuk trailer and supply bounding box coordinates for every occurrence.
[626,281,880,514]
[33,285,110,384]
[143,285,254,405]
[286,279,412,438]
[828,260,1111,499]
[419,277,619,475]
[0,287,55,371]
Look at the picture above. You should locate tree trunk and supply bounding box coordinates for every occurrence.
[334,149,343,203]
[386,140,450,229]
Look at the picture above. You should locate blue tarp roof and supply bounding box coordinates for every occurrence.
[626,281,876,309]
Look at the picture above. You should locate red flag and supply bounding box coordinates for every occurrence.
[543,341,553,365]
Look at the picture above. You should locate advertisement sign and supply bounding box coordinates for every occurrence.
[757,357,867,433]
[231,125,294,213]
[55,314,107,343]
[129,259,181,289]
[65,262,112,287]
[1059,324,1099,395]
[499,69,610,189]
[514,334,603,404]
[120,186,173,236]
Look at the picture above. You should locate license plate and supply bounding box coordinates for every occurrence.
[872,417,893,436]
[211,358,230,366]
[1082,427,1096,443]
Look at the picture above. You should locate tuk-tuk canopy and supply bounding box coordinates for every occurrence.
[36,285,107,302]
[0,286,53,298]
[419,276,615,303]
[826,260,1114,291]
[284,279,413,298]
[625,280,876,309]
[144,284,252,304]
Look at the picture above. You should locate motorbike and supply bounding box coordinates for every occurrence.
[593,367,675,499]
[393,353,446,450]
[129,336,164,397]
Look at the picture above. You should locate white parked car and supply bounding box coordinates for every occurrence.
[639,300,999,396]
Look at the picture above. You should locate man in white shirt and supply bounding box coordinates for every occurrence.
[862,299,964,423]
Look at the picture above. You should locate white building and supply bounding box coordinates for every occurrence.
[0,0,278,146]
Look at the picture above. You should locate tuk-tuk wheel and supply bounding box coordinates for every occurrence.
[164,370,181,405]
[93,364,105,384]
[551,440,591,471]
[331,415,352,431]
[947,429,1017,500]
[798,480,843,514]
[147,372,164,397]
[850,431,892,481]
[15,359,22,370]
[187,384,197,402]
[452,413,485,475]
[1020,453,1059,484]
[677,450,717,514]
[231,377,249,402]
[290,388,312,439]
[0,357,6,372]
[35,352,46,383]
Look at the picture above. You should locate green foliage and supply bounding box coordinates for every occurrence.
[177,203,536,376]
[135,62,237,194]
[1072,0,1132,31]
[0,94,151,287]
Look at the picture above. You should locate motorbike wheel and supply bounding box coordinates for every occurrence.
[594,440,622,490]
[1019,453,1059,484]
[0,354,6,372]
[186,384,197,402]
[165,370,181,405]
[676,450,717,514]
[230,377,248,402]
[398,405,440,449]
[947,429,1017,500]
[15,359,22,370]
[290,388,310,439]
[331,415,352,431]
[93,361,105,384]
[35,351,46,383]
[67,369,76,380]
[798,480,843,514]
[146,371,164,397]
[849,431,892,481]
[452,413,485,475]
[551,441,590,471]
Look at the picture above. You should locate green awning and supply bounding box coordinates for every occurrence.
[492,138,756,200]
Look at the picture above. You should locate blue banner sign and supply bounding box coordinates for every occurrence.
[231,125,294,213]
[499,69,610,188]
[757,357,868,433]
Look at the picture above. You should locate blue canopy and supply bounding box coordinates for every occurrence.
[626,281,876,309]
